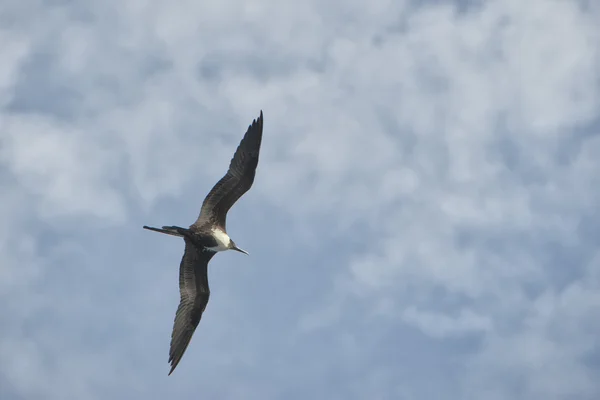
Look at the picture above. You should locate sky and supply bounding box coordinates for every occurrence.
[1,0,599,399]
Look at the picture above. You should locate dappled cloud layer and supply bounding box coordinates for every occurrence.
[1,0,599,399]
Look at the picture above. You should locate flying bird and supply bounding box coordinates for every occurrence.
[143,110,264,375]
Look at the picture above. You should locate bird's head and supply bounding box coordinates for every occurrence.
[229,240,249,255]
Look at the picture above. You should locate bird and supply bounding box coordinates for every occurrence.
[143,110,264,375]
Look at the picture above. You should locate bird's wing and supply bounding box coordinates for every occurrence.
[192,111,263,231]
[168,240,216,375]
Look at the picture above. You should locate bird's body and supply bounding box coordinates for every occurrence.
[143,110,263,375]
[206,228,234,252]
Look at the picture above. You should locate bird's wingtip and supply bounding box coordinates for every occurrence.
[250,110,263,128]
[168,360,176,376]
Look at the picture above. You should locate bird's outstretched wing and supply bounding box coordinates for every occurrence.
[168,240,216,375]
[192,110,263,231]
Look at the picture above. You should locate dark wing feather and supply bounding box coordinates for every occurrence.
[192,111,263,231]
[168,240,215,375]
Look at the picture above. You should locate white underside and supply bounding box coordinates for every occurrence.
[207,228,231,252]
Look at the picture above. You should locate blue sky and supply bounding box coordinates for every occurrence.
[1,0,599,399]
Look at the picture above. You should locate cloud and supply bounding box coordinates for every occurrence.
[1,0,599,399]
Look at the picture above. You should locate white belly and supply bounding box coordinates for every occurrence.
[207,229,231,252]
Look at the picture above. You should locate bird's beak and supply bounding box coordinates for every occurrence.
[231,245,249,255]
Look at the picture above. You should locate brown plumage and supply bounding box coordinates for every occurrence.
[167,243,214,375]
[193,110,264,231]
[143,110,264,375]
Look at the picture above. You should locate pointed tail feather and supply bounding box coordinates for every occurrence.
[142,225,188,237]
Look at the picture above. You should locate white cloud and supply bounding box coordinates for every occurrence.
[402,307,493,338]
[1,115,126,222]
[1,0,599,399]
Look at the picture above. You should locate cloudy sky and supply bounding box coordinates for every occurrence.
[1,0,599,399]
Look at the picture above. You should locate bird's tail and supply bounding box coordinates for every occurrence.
[142,225,190,237]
